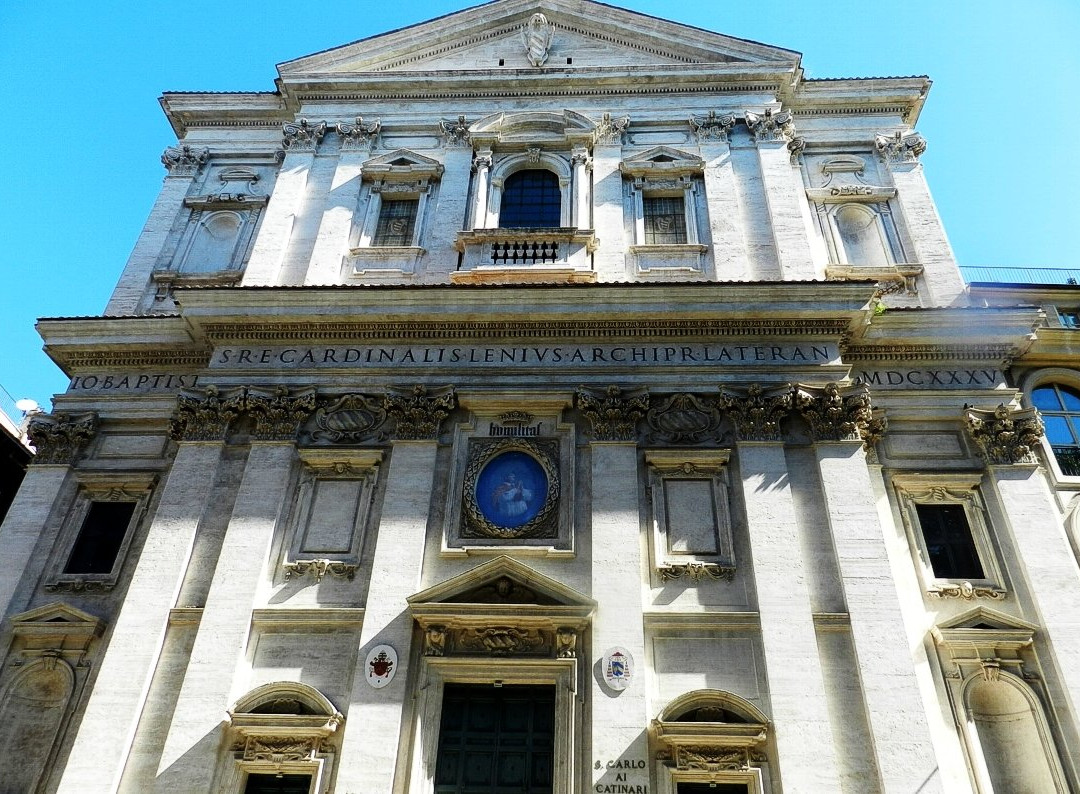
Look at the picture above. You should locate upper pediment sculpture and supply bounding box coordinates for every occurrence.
[521,13,555,67]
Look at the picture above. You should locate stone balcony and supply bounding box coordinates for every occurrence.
[451,227,598,284]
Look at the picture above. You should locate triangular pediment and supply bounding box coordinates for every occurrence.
[279,0,800,77]
[408,555,594,610]
[936,606,1038,633]
[10,602,101,628]
[363,148,442,169]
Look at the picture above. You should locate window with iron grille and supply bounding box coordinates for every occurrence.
[643,196,687,244]
[499,169,561,229]
[373,199,418,246]
[1032,383,1080,476]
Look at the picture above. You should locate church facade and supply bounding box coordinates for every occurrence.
[2,1,1080,792]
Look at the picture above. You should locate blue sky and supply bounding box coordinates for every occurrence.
[1,0,1078,412]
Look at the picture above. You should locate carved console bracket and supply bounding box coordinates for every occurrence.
[964,404,1044,465]
[928,581,1007,600]
[657,562,735,583]
[282,558,358,582]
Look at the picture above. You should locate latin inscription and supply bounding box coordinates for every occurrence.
[856,368,1002,389]
[68,374,199,392]
[213,343,837,370]
[594,759,648,793]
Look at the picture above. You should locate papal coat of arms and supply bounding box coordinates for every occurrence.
[365,644,398,688]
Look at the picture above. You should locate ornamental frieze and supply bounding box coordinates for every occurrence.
[27,412,98,466]
[576,385,649,442]
[646,393,724,445]
[965,404,1044,465]
[383,385,456,440]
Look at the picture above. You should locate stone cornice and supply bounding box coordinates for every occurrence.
[844,344,1017,364]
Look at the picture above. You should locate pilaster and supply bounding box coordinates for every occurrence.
[576,386,651,793]
[154,388,314,791]
[56,390,234,794]
[722,385,842,791]
[422,120,475,282]
[0,413,97,619]
[335,386,455,792]
[966,404,1080,725]
[876,131,966,305]
[746,110,819,281]
[243,121,326,286]
[591,114,629,280]
[797,383,941,792]
[305,148,367,285]
[692,112,750,281]
[105,147,207,314]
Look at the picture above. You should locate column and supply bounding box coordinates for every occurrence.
[571,145,590,229]
[747,110,819,281]
[306,149,368,285]
[56,389,235,794]
[576,387,651,793]
[723,386,842,791]
[591,114,629,279]
[243,120,326,286]
[472,148,493,228]
[799,384,942,793]
[879,133,966,305]
[967,405,1080,723]
[693,114,751,281]
[0,413,96,619]
[153,389,313,791]
[105,147,206,315]
[421,130,475,282]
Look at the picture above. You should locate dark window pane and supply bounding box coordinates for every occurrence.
[244,774,311,794]
[915,503,984,579]
[499,170,561,229]
[373,199,418,246]
[643,196,687,244]
[64,501,136,574]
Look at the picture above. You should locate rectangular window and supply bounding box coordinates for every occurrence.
[1058,310,1080,329]
[64,501,137,575]
[643,196,687,244]
[243,774,312,794]
[915,503,984,579]
[373,199,418,246]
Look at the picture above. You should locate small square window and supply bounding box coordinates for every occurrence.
[243,773,312,794]
[643,196,687,244]
[64,501,137,575]
[373,199,418,246]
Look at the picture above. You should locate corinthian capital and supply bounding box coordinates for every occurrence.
[384,385,456,440]
[593,113,629,146]
[440,115,471,147]
[720,384,793,442]
[744,108,795,144]
[246,387,317,441]
[575,385,649,442]
[965,404,1044,465]
[282,119,327,152]
[161,144,209,176]
[27,413,98,465]
[793,382,875,442]
[169,386,246,442]
[875,130,927,164]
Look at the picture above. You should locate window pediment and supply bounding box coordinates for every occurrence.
[621,146,704,180]
[361,149,444,182]
[471,110,594,146]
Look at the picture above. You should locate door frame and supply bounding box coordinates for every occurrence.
[404,657,580,793]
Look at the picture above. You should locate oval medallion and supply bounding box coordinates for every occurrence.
[602,646,634,691]
[475,450,548,529]
[365,644,398,689]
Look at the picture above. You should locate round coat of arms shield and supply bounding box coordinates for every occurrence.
[365,644,398,688]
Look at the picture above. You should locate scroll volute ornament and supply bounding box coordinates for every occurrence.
[965,403,1044,465]
[718,384,792,442]
[383,385,456,440]
[575,385,649,441]
[27,412,98,465]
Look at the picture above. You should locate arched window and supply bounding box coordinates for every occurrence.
[1032,383,1080,475]
[499,169,561,228]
